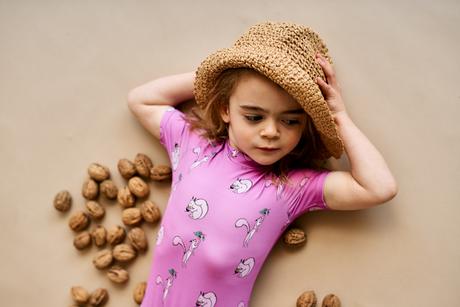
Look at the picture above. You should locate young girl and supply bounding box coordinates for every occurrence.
[128,21,397,307]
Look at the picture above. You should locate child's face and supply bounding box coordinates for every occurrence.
[220,72,308,166]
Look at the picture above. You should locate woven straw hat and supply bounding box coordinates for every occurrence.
[194,21,344,160]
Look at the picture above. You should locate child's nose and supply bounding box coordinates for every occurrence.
[260,120,280,138]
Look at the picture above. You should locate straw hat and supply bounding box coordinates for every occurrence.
[194,21,344,160]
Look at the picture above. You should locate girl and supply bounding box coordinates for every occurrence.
[128,21,397,306]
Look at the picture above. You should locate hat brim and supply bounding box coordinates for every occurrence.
[194,45,344,159]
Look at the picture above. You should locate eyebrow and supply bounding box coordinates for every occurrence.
[239,104,305,115]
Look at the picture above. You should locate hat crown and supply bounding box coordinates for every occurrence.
[233,22,330,78]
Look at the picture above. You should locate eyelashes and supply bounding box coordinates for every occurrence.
[244,115,300,126]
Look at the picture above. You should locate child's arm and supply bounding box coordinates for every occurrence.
[314,53,398,210]
[127,72,195,139]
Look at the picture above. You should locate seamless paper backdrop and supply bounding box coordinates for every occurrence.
[0,0,459,306]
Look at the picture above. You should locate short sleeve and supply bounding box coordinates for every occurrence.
[159,107,189,162]
[286,169,331,221]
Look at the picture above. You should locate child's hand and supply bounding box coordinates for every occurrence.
[315,53,347,118]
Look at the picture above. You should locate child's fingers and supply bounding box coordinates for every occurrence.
[315,53,339,90]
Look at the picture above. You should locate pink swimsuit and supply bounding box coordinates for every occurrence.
[141,107,331,306]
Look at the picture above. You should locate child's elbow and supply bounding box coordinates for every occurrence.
[379,183,399,204]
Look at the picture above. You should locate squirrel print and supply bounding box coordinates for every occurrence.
[185,196,209,219]
[299,175,324,211]
[234,257,255,278]
[235,208,270,247]
[190,146,218,169]
[195,291,217,307]
[155,268,177,302]
[156,225,164,246]
[229,178,253,194]
[172,231,205,267]
[172,143,180,171]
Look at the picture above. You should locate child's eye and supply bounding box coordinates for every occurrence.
[244,115,263,122]
[282,119,300,125]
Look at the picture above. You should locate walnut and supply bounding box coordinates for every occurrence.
[73,231,92,250]
[100,180,118,200]
[93,249,113,270]
[70,286,89,305]
[53,190,72,212]
[283,227,307,247]
[140,200,161,223]
[91,225,107,247]
[82,178,99,200]
[150,164,172,181]
[89,288,109,306]
[117,186,136,208]
[297,290,317,307]
[322,294,341,307]
[107,265,129,284]
[107,225,126,246]
[122,208,142,226]
[134,153,153,179]
[118,158,137,179]
[133,281,147,304]
[69,211,90,232]
[88,163,110,182]
[128,176,149,198]
[128,227,148,253]
[113,243,137,262]
[150,165,172,181]
[86,201,105,220]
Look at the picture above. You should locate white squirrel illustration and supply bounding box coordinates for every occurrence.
[172,143,180,171]
[172,172,183,192]
[155,268,177,302]
[235,208,270,247]
[156,225,164,246]
[172,231,205,267]
[229,178,253,194]
[185,196,209,219]
[195,291,217,307]
[234,257,255,278]
[237,302,245,307]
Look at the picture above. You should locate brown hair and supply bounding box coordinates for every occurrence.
[184,68,329,186]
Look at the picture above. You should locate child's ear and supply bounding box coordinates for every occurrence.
[220,105,230,123]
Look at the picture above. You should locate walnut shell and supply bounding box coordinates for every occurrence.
[82,178,99,200]
[128,227,148,252]
[140,200,161,223]
[71,286,89,305]
[88,163,110,182]
[283,227,306,247]
[117,186,136,208]
[107,265,129,284]
[133,281,147,304]
[107,225,126,246]
[134,153,153,179]
[93,249,113,270]
[118,158,137,179]
[73,231,92,250]
[128,176,150,198]
[69,211,90,232]
[89,288,109,306]
[53,190,72,212]
[297,290,317,307]
[86,201,105,220]
[322,294,341,307]
[150,164,172,181]
[100,179,118,200]
[122,208,142,226]
[91,225,107,247]
[113,243,137,262]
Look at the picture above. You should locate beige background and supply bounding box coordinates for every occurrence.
[1,1,459,306]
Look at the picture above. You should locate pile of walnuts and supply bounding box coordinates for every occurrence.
[53,153,171,306]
